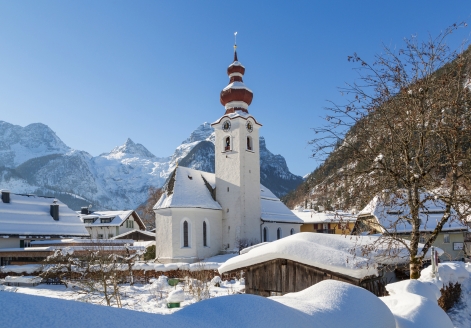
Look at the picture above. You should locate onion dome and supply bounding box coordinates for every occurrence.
[220,45,253,114]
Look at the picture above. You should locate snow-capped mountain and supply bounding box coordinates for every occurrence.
[0,121,302,210]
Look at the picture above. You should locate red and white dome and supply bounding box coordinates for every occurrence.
[220,50,253,114]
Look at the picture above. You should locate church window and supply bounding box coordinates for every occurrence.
[225,137,231,151]
[227,187,229,192]
[203,221,207,247]
[247,136,252,151]
[277,228,282,240]
[183,221,189,247]
[290,228,295,235]
[263,227,268,242]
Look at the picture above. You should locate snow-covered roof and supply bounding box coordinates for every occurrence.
[211,111,262,126]
[154,166,222,211]
[358,192,468,233]
[292,209,356,224]
[0,193,89,237]
[222,81,253,93]
[261,186,303,224]
[30,238,134,246]
[218,232,440,279]
[228,61,245,68]
[154,168,300,223]
[113,229,155,239]
[78,210,145,229]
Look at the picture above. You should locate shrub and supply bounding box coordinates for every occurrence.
[438,282,461,312]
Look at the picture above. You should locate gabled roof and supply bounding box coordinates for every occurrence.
[154,167,301,224]
[292,209,356,224]
[153,166,222,211]
[113,229,155,239]
[261,186,303,224]
[219,233,439,279]
[78,210,146,230]
[0,193,89,237]
[358,192,468,233]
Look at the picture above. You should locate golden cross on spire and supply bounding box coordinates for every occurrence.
[234,31,238,51]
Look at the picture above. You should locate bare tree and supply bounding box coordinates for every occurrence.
[136,187,163,229]
[311,23,471,278]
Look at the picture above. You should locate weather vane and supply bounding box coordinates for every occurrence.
[234,32,237,51]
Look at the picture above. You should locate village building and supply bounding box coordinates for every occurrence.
[293,208,357,234]
[218,232,429,297]
[353,191,469,261]
[0,189,89,265]
[78,208,146,239]
[153,46,302,263]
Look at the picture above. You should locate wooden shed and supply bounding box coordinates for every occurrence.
[218,233,412,297]
[227,258,388,297]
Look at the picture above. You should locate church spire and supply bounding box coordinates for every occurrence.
[220,33,253,114]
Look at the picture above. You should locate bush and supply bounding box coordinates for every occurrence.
[438,282,461,312]
[144,245,156,261]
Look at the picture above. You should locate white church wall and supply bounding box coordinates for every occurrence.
[261,222,301,242]
[156,208,222,263]
[214,116,262,251]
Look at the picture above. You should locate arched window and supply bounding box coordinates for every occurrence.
[203,221,207,247]
[277,227,282,240]
[183,221,189,247]
[247,136,252,151]
[225,137,231,151]
[290,228,295,235]
[263,227,268,242]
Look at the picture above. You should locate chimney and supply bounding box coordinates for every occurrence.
[1,190,10,203]
[50,200,59,221]
[81,207,89,215]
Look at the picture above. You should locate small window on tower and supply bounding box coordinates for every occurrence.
[227,187,229,192]
[247,136,252,151]
[225,137,231,151]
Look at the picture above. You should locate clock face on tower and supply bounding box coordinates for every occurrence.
[246,121,253,133]
[222,120,231,132]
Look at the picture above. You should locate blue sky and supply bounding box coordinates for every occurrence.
[0,1,470,176]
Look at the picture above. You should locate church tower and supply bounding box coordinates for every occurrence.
[211,42,262,252]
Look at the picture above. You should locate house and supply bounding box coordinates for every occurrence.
[78,209,146,239]
[0,189,89,265]
[353,191,469,261]
[218,232,433,297]
[153,46,302,263]
[293,208,356,234]
[113,229,155,242]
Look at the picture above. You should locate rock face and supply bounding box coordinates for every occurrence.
[0,121,302,210]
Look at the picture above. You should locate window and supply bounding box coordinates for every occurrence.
[97,234,104,239]
[290,228,295,235]
[183,221,189,247]
[101,218,111,223]
[84,219,94,224]
[419,236,425,243]
[444,234,450,244]
[108,234,114,238]
[246,136,252,151]
[263,227,268,242]
[203,221,207,247]
[126,220,134,229]
[225,136,231,151]
[277,228,282,240]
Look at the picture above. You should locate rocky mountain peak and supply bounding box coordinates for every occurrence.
[182,122,214,144]
[107,138,156,159]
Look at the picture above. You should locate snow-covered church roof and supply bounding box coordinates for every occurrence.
[153,166,221,210]
[0,193,89,237]
[154,166,302,224]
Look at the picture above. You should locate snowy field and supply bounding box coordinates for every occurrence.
[1,258,471,327]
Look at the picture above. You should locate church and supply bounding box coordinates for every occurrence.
[153,44,302,263]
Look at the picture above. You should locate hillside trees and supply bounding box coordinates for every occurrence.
[311,23,471,278]
[136,186,163,229]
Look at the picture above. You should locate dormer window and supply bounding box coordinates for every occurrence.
[100,218,112,224]
[84,219,95,224]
